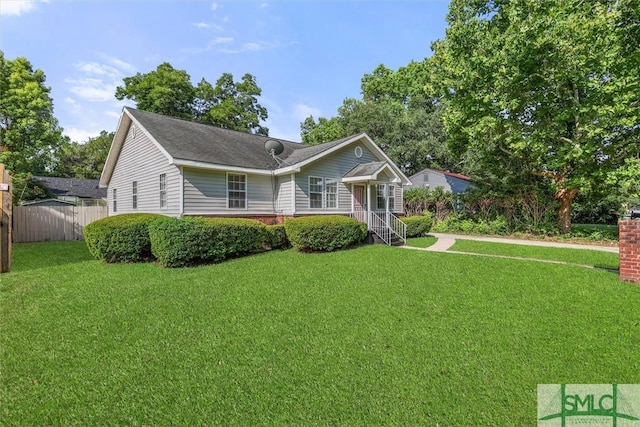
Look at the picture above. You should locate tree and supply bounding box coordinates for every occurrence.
[430,0,640,232]
[0,51,64,175]
[54,131,114,179]
[194,73,268,135]
[115,63,195,119]
[116,64,269,135]
[301,62,454,176]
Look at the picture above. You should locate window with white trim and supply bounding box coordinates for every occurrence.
[159,174,167,209]
[325,179,338,209]
[227,173,247,209]
[112,188,117,213]
[376,184,386,210]
[388,185,395,211]
[309,176,323,209]
[132,181,138,210]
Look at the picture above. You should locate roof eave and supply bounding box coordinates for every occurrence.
[173,158,274,175]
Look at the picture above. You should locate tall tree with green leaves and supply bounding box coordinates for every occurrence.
[301,62,454,175]
[194,73,268,135]
[0,51,64,175]
[116,64,269,135]
[115,62,195,119]
[54,130,114,179]
[430,0,640,232]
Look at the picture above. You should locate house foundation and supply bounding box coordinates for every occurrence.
[619,218,640,284]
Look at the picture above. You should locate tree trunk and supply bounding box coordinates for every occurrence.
[556,187,578,233]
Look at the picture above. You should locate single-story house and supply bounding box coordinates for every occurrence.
[32,176,107,206]
[403,168,473,194]
[99,108,412,243]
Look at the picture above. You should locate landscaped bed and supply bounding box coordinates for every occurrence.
[1,241,638,425]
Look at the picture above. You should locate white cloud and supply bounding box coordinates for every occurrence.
[219,40,279,54]
[211,2,219,11]
[96,54,136,74]
[193,22,209,29]
[76,62,120,78]
[65,55,135,103]
[67,82,116,102]
[105,111,121,119]
[0,0,35,16]
[260,3,268,8]
[292,104,321,121]
[212,36,233,44]
[63,127,103,144]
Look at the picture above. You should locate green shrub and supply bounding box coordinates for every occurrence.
[432,215,461,233]
[284,215,367,252]
[404,213,434,237]
[149,217,267,268]
[83,213,166,263]
[264,224,290,250]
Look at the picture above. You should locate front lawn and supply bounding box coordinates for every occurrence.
[1,241,638,425]
[449,239,620,270]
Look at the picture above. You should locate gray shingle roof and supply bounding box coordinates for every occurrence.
[126,108,362,170]
[33,176,107,199]
[343,161,387,178]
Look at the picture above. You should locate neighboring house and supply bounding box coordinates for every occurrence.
[99,108,412,243]
[404,168,473,194]
[21,198,77,207]
[32,176,107,206]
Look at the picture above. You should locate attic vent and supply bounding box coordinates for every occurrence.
[131,126,137,138]
[354,146,363,158]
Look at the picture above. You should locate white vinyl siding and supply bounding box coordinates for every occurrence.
[107,123,181,216]
[183,168,274,214]
[227,173,247,209]
[275,174,293,213]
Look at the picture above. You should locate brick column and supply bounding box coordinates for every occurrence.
[619,219,640,284]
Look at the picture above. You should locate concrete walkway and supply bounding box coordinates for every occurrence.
[425,233,619,253]
[401,233,619,269]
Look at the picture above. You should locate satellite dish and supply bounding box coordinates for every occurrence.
[264,139,285,156]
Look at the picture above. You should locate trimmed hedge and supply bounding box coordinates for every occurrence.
[284,215,367,252]
[264,224,290,250]
[148,217,267,268]
[404,213,434,238]
[84,213,166,263]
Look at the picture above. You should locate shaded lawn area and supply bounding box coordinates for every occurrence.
[1,241,639,426]
[450,239,619,270]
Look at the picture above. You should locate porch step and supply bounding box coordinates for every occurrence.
[367,231,405,246]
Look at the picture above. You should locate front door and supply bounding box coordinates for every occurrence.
[353,184,366,223]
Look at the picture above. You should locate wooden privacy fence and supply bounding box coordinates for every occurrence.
[13,205,107,243]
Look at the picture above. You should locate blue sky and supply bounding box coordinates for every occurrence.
[1,0,450,143]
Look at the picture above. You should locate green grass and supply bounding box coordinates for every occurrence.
[406,236,437,248]
[449,239,619,270]
[2,241,639,426]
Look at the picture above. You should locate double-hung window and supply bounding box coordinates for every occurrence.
[112,188,117,213]
[159,174,167,209]
[132,181,138,210]
[325,179,338,209]
[376,185,386,210]
[309,177,323,209]
[227,173,247,209]
[388,185,395,211]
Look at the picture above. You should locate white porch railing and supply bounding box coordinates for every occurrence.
[351,210,407,245]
